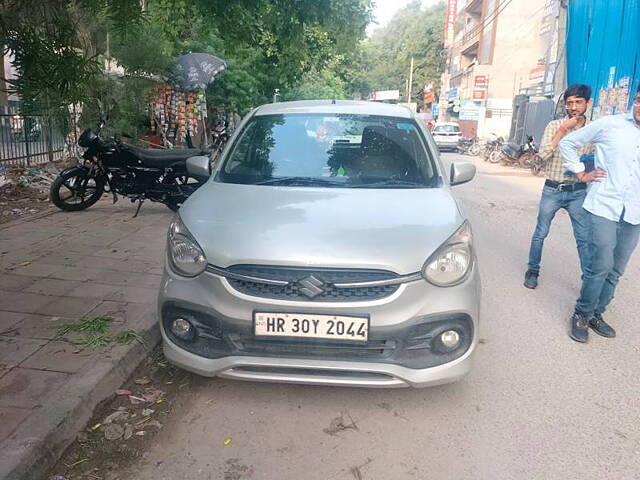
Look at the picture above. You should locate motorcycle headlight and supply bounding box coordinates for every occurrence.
[422,221,473,287]
[168,217,207,277]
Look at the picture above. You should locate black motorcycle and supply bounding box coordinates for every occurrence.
[50,127,208,214]
[499,135,538,168]
[458,136,481,156]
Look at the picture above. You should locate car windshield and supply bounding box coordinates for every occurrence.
[218,113,439,188]
[433,125,460,133]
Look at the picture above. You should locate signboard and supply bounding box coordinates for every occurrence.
[473,90,486,100]
[443,0,457,47]
[432,104,439,117]
[448,88,459,101]
[474,75,488,89]
[371,90,400,101]
[459,100,481,121]
[529,65,546,84]
[423,92,435,104]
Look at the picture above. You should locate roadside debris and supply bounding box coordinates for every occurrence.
[0,163,65,223]
[323,411,359,437]
[103,409,129,425]
[223,438,232,446]
[47,346,190,479]
[103,424,124,441]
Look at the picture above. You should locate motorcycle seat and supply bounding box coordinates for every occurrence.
[127,146,208,168]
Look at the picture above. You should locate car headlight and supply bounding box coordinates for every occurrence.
[422,221,473,286]
[168,216,207,277]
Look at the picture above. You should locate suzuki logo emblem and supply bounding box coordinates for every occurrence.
[298,275,325,298]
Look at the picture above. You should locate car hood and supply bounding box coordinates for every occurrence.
[180,181,465,274]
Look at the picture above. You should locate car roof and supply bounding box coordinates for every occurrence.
[434,122,459,126]
[254,100,414,119]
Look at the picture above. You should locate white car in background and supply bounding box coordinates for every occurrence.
[432,122,462,152]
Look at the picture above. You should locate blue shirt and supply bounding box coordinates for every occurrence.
[560,113,640,225]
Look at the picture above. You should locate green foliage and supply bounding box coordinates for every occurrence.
[358,1,445,105]
[1,0,373,134]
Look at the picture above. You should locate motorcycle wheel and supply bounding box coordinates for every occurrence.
[531,164,543,176]
[489,150,502,163]
[469,144,481,156]
[50,168,105,211]
[519,153,534,168]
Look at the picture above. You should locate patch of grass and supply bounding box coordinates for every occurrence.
[75,334,111,348]
[113,329,145,346]
[57,316,113,336]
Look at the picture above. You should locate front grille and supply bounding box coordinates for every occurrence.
[224,265,400,302]
[229,335,397,360]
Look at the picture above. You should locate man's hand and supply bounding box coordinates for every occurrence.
[577,168,607,183]
[560,117,580,132]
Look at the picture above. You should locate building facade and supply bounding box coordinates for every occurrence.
[439,0,565,140]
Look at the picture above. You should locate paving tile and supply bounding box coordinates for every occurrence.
[6,262,60,278]
[47,265,96,282]
[0,313,72,340]
[65,282,121,299]
[0,337,47,365]
[0,274,37,292]
[81,258,155,274]
[92,270,163,288]
[0,406,32,441]
[0,312,27,335]
[20,340,95,374]
[0,367,69,408]
[0,291,55,314]
[24,278,83,297]
[35,253,89,267]
[36,296,101,317]
[86,301,153,329]
[107,286,158,305]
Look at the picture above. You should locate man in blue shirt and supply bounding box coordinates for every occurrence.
[560,84,640,343]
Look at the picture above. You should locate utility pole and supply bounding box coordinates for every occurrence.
[407,56,414,103]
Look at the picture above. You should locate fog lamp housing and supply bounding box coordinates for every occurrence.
[432,329,462,353]
[171,317,195,341]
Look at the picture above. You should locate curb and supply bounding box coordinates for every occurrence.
[0,314,160,480]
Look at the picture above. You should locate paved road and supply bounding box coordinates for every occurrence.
[72,153,640,480]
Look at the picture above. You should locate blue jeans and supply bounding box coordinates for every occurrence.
[527,185,591,275]
[575,212,640,316]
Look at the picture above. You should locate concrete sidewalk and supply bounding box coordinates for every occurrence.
[0,199,173,480]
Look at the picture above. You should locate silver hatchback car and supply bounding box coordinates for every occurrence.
[158,100,480,388]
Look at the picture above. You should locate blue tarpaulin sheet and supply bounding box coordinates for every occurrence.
[567,0,640,115]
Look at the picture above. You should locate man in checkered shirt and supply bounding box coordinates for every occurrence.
[524,84,593,290]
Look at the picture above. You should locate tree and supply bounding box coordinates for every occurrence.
[1,0,373,133]
[355,1,445,106]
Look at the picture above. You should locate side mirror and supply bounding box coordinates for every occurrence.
[186,155,211,178]
[450,162,476,186]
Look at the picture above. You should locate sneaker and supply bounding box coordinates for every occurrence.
[569,312,589,343]
[589,313,616,338]
[524,270,539,289]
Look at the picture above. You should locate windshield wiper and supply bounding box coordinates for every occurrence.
[253,176,347,187]
[352,179,427,188]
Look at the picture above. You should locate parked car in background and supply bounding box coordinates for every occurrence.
[159,100,480,388]
[432,122,462,152]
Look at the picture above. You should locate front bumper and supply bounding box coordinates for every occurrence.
[158,261,481,388]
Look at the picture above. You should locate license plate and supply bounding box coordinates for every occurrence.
[254,312,369,342]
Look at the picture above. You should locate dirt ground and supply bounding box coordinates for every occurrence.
[0,161,78,224]
[46,346,195,480]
